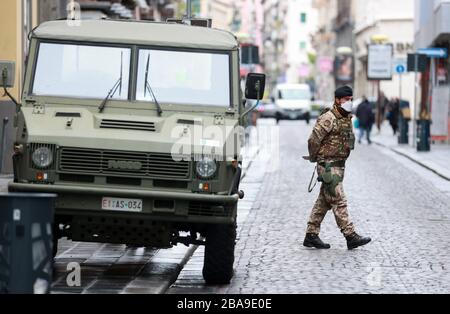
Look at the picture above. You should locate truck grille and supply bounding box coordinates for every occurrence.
[59,147,190,179]
[100,119,156,132]
[188,202,227,217]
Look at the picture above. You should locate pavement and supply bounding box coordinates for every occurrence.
[371,122,450,181]
[52,242,195,294]
[168,118,450,294]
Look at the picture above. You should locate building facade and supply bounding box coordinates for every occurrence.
[261,0,289,88]
[415,0,450,142]
[0,0,69,173]
[200,0,234,31]
[285,0,317,85]
[311,0,337,101]
[353,0,415,105]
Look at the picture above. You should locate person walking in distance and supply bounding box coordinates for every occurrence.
[356,96,375,144]
[303,86,372,250]
[387,98,400,136]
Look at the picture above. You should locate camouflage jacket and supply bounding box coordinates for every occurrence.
[308,105,355,163]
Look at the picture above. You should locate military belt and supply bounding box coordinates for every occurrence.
[318,160,346,168]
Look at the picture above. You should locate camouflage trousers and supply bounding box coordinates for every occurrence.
[306,165,355,237]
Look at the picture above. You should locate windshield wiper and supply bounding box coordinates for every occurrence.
[144,53,163,117]
[98,52,123,113]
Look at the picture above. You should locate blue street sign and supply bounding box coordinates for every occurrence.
[396,64,406,74]
[417,48,448,58]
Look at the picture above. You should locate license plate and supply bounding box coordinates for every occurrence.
[101,197,143,212]
[290,113,297,119]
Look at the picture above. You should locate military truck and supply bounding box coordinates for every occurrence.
[1,19,265,284]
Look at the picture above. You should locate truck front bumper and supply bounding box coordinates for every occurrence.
[8,182,239,204]
[8,182,239,225]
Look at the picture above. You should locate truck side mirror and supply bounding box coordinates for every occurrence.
[0,61,16,88]
[245,73,266,101]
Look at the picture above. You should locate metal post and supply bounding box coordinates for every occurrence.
[0,117,9,174]
[186,0,192,19]
[376,80,381,132]
[399,72,402,101]
[412,54,418,147]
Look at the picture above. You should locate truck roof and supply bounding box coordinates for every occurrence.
[32,19,239,51]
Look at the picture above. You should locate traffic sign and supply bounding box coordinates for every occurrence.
[417,48,448,58]
[396,64,405,73]
[393,57,407,74]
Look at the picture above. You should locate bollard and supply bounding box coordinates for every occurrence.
[398,115,409,144]
[0,193,57,294]
[417,119,431,152]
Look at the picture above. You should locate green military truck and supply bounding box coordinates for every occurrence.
[2,19,265,284]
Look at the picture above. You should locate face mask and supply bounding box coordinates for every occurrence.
[341,101,353,113]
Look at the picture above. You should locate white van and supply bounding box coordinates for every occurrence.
[272,83,313,124]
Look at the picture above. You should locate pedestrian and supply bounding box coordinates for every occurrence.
[387,98,400,135]
[356,96,375,144]
[376,92,389,132]
[303,86,371,250]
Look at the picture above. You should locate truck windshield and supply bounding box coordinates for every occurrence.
[32,43,131,99]
[136,49,230,107]
[279,89,311,100]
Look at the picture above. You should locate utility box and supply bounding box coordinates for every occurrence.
[0,193,57,294]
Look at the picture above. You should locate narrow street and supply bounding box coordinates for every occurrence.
[2,119,449,294]
[169,119,450,294]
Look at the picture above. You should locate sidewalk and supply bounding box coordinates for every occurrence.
[371,122,450,181]
[241,124,261,178]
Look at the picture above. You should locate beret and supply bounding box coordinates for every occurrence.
[335,86,353,98]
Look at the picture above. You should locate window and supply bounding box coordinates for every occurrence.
[136,49,230,107]
[33,43,131,99]
[300,12,307,24]
[279,89,311,101]
[300,41,307,50]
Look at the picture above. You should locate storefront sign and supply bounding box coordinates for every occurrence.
[368,44,393,80]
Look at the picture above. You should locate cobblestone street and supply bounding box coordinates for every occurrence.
[169,119,450,294]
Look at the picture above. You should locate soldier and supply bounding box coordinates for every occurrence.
[304,86,371,250]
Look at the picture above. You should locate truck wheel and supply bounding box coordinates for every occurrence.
[202,221,237,285]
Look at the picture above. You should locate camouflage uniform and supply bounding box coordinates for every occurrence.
[306,104,356,237]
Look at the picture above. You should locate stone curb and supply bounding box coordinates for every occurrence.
[372,140,450,182]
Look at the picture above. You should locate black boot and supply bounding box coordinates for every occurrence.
[346,233,371,250]
[303,233,331,249]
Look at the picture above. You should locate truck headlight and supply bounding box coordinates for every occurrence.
[196,157,217,178]
[32,147,53,168]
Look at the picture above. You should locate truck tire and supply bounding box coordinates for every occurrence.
[202,221,237,285]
